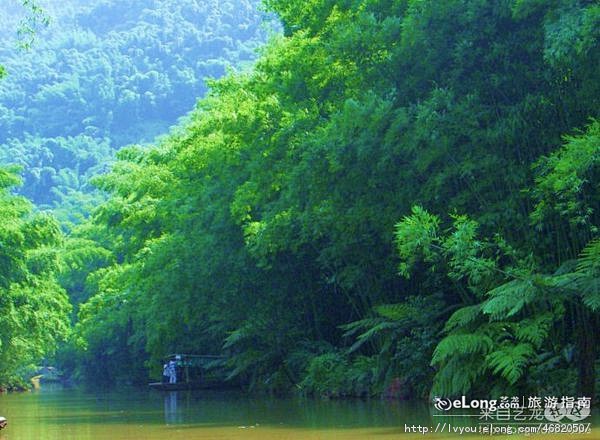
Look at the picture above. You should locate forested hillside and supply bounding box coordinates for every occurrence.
[1,0,599,400]
[0,0,274,222]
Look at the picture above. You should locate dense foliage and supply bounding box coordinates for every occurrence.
[0,0,274,218]
[0,167,70,389]
[1,0,598,399]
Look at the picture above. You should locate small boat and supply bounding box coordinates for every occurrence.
[0,416,7,430]
[148,354,236,391]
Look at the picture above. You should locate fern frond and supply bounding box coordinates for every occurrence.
[552,259,578,276]
[340,318,383,338]
[431,356,486,396]
[342,301,417,352]
[580,281,600,310]
[348,321,399,353]
[225,349,262,380]
[444,304,483,332]
[576,238,600,311]
[223,325,253,349]
[543,272,578,289]
[431,333,493,365]
[514,313,553,348]
[577,238,600,273]
[483,279,537,320]
[485,343,534,384]
[375,303,413,321]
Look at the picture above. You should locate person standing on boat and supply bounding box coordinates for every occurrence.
[162,362,169,383]
[168,360,177,384]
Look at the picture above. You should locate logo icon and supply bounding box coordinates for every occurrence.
[434,397,452,411]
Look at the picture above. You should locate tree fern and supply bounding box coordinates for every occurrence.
[485,343,534,385]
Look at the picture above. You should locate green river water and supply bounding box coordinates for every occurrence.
[0,387,596,439]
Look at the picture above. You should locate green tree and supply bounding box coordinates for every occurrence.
[0,167,70,388]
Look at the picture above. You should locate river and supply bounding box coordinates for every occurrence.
[0,387,596,439]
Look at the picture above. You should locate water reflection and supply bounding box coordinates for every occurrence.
[163,391,181,425]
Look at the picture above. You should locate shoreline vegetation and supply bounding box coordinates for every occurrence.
[1,0,599,402]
